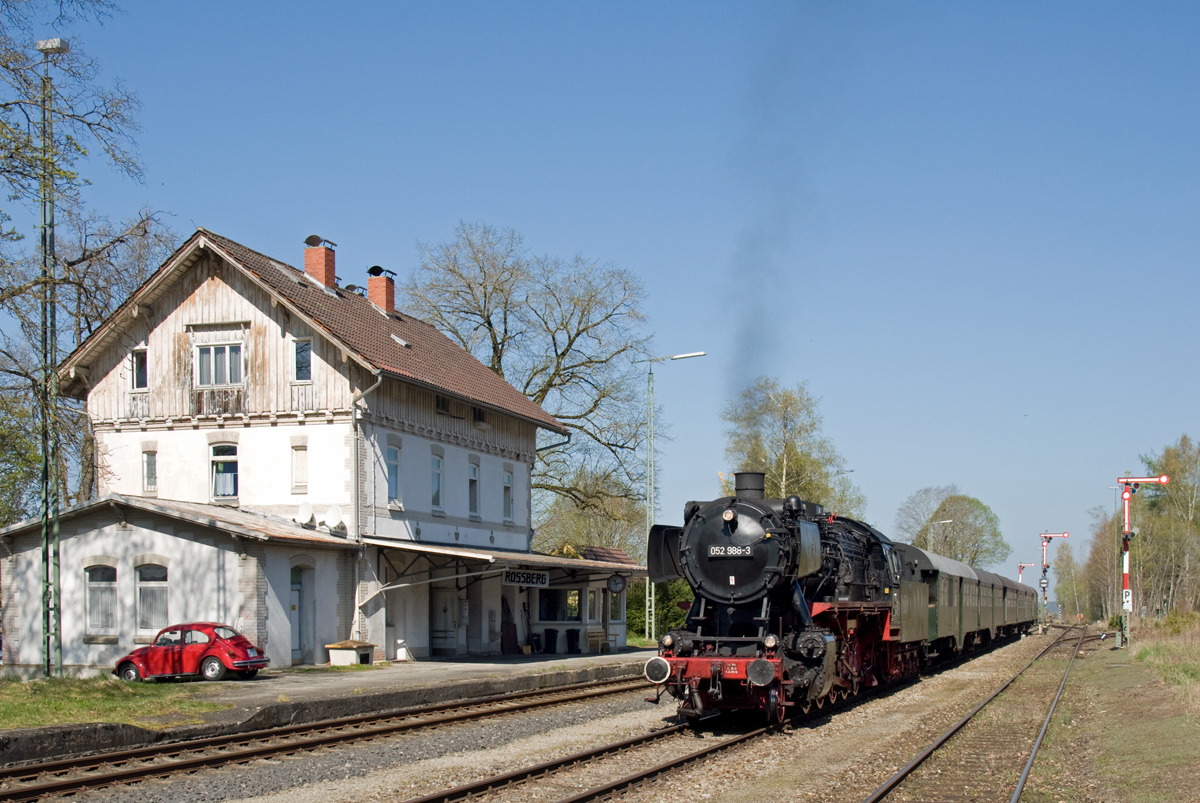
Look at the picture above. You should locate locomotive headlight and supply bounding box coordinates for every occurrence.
[722,509,736,523]
[763,634,778,649]
[660,634,674,649]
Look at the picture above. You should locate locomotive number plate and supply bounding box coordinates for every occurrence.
[708,545,753,557]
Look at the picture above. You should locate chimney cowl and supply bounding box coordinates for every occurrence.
[734,472,766,500]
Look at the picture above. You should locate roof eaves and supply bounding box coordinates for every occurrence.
[58,231,209,390]
[201,239,380,377]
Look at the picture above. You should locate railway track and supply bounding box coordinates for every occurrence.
[861,625,1088,803]
[0,676,649,802]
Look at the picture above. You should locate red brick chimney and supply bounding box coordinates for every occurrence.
[368,273,395,314]
[304,239,336,287]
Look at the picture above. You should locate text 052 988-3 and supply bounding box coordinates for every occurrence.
[708,544,753,558]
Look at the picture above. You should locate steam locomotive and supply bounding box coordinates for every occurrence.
[643,472,1037,722]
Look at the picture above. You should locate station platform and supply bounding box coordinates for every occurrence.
[196,646,659,726]
[0,647,659,765]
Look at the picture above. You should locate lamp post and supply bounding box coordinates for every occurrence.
[1114,474,1169,647]
[636,351,705,642]
[930,519,953,555]
[36,37,68,679]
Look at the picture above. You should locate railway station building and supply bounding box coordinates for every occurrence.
[0,230,642,677]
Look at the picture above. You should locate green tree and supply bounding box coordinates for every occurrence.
[402,221,651,512]
[720,376,865,517]
[626,577,693,639]
[893,484,958,542]
[1053,540,1085,621]
[0,393,39,521]
[532,472,645,558]
[1082,506,1118,623]
[894,490,1010,569]
[1133,435,1200,614]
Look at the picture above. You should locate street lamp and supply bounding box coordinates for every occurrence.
[635,351,705,641]
[36,37,68,679]
[930,519,953,555]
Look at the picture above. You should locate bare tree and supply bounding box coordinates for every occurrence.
[893,484,959,543]
[532,471,645,557]
[0,206,177,505]
[720,376,866,517]
[403,221,652,510]
[893,486,1010,569]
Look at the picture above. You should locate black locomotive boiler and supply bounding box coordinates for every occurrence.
[643,472,1037,723]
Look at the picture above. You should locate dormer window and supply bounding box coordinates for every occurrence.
[197,344,243,387]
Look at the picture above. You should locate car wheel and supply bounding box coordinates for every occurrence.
[118,662,141,682]
[237,669,258,680]
[201,656,227,681]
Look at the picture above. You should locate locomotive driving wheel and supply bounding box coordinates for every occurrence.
[766,684,786,724]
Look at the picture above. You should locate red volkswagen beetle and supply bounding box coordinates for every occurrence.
[113,622,269,682]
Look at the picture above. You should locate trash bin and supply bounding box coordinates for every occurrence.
[542,628,558,654]
[565,628,581,654]
[530,633,543,653]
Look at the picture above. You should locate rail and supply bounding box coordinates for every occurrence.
[860,626,1087,803]
[0,676,649,802]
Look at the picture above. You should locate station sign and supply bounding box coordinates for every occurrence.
[502,568,549,588]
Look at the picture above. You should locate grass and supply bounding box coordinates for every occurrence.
[1133,610,1200,717]
[0,677,228,730]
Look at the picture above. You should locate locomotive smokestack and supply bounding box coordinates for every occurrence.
[734,472,766,500]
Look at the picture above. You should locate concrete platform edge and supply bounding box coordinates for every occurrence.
[0,661,645,767]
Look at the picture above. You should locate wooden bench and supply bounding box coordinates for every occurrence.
[586,629,616,654]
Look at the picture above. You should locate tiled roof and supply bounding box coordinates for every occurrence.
[197,230,563,432]
[579,546,640,566]
[0,494,356,549]
[362,537,645,574]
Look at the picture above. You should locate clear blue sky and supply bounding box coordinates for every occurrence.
[21,2,1200,587]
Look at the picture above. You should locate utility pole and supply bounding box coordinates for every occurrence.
[1114,474,1169,648]
[635,351,704,642]
[36,37,69,678]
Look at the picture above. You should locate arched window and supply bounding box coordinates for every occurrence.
[85,565,117,636]
[136,563,169,633]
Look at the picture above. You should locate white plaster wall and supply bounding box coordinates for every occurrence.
[7,512,246,676]
[261,547,342,666]
[364,423,530,551]
[98,421,353,525]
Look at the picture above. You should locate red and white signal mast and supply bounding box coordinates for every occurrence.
[1016,562,1036,585]
[1115,473,1169,647]
[1038,533,1068,625]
